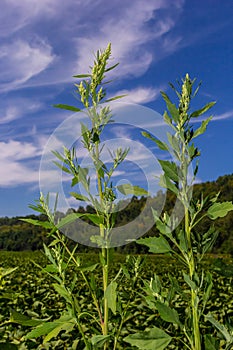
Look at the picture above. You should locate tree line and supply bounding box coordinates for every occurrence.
[0,173,232,254]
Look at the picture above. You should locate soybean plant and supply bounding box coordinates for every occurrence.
[13,44,145,349]
[125,74,233,350]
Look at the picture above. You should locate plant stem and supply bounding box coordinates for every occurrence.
[95,141,110,348]
[185,207,201,350]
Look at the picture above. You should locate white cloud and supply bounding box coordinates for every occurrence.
[75,1,183,78]
[191,110,233,123]
[0,139,42,186]
[213,110,233,121]
[0,0,184,90]
[0,98,43,124]
[113,87,161,104]
[0,39,55,91]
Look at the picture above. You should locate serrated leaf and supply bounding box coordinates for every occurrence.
[183,273,197,291]
[20,218,53,229]
[193,117,212,139]
[83,213,105,226]
[10,310,45,327]
[137,236,172,254]
[70,192,89,202]
[53,104,81,112]
[25,322,60,340]
[207,201,233,220]
[158,160,179,183]
[142,131,169,151]
[52,284,72,304]
[159,174,179,195]
[124,326,172,350]
[205,313,232,343]
[161,91,179,122]
[155,301,181,325]
[56,213,83,229]
[91,335,111,347]
[190,101,216,118]
[117,184,148,196]
[44,320,75,343]
[105,281,117,315]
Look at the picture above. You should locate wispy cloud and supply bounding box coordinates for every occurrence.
[0,38,55,92]
[0,139,41,186]
[0,0,184,91]
[113,87,161,104]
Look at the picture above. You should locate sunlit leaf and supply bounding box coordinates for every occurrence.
[137,236,172,254]
[124,326,172,349]
[155,301,181,326]
[207,201,233,220]
[105,281,117,315]
[91,335,111,347]
[190,101,216,118]
[117,184,148,196]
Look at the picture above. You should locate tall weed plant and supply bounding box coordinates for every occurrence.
[9,44,233,349]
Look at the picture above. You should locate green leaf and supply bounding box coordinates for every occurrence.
[205,313,232,343]
[183,273,197,291]
[159,174,179,195]
[10,310,45,327]
[53,161,71,174]
[137,236,172,254]
[105,94,126,102]
[204,334,219,350]
[193,117,212,139]
[207,201,233,220]
[151,209,172,237]
[190,101,216,118]
[79,263,98,272]
[105,281,117,315]
[44,320,75,343]
[53,104,81,112]
[158,160,179,183]
[117,184,148,196]
[25,322,60,340]
[73,74,92,78]
[25,314,75,341]
[124,326,172,349]
[91,335,111,347]
[70,192,89,202]
[161,91,180,122]
[142,131,169,151]
[56,213,83,230]
[83,213,105,226]
[52,284,72,304]
[20,218,53,229]
[155,301,181,326]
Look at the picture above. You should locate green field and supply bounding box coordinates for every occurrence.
[0,251,232,349]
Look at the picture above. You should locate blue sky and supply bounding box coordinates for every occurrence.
[0,0,232,217]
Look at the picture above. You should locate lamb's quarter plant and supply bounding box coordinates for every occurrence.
[124,74,233,350]
[12,43,146,349]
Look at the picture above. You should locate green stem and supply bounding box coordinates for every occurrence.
[95,141,110,348]
[184,208,201,350]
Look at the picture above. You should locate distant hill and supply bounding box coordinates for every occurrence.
[0,173,232,254]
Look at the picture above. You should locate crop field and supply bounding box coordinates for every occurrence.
[0,251,232,349]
